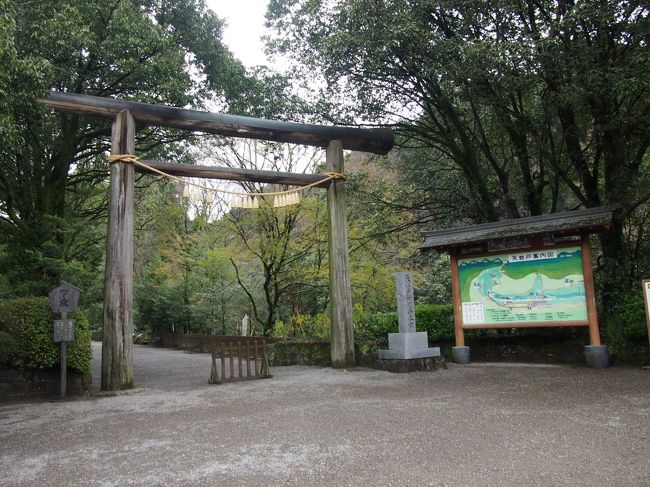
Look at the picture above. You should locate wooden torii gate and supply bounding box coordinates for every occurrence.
[38,92,393,390]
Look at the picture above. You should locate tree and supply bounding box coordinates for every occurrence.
[133,179,246,335]
[201,140,326,336]
[266,0,650,340]
[0,0,252,295]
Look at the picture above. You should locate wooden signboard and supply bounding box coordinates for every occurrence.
[53,320,75,343]
[457,244,588,327]
[48,281,81,314]
[642,279,650,347]
[450,236,601,347]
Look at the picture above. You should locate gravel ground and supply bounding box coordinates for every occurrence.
[1,343,649,486]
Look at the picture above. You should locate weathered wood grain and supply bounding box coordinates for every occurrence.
[326,140,355,368]
[38,91,394,155]
[102,110,135,391]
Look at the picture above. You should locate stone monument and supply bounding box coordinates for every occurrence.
[378,272,440,360]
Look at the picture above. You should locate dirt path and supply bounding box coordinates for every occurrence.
[2,344,649,486]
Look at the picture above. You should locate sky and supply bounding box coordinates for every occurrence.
[205,0,270,68]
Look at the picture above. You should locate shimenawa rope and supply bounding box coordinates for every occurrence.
[106,154,346,208]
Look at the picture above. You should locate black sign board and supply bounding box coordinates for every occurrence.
[53,319,75,342]
[48,281,81,314]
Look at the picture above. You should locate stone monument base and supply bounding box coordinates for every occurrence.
[378,332,440,360]
[373,356,447,374]
[378,347,441,360]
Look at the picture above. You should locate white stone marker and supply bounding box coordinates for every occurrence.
[241,314,250,337]
[378,272,440,360]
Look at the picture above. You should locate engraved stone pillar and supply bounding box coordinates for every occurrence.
[379,272,440,360]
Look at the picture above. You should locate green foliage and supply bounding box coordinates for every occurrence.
[353,303,455,350]
[414,255,452,305]
[415,305,455,340]
[272,313,331,341]
[0,330,19,366]
[0,0,256,298]
[620,290,648,339]
[133,181,250,335]
[0,297,91,373]
[0,297,58,369]
[66,310,92,374]
[267,0,650,338]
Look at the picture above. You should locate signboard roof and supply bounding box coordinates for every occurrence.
[420,206,618,253]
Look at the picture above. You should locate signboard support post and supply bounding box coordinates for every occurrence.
[450,250,470,364]
[60,311,67,399]
[581,235,609,368]
[581,235,601,346]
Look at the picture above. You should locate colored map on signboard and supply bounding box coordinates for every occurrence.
[458,246,588,325]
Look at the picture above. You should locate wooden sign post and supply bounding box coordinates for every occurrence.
[642,279,650,348]
[48,281,81,398]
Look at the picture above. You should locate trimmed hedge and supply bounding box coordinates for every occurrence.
[0,297,91,373]
[355,304,455,349]
[620,290,648,339]
[0,331,19,366]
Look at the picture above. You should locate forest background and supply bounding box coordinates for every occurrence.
[0,0,648,357]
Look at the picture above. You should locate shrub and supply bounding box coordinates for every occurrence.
[0,297,92,373]
[0,331,19,366]
[416,304,455,340]
[354,303,455,350]
[66,311,92,373]
[273,313,332,341]
[306,313,331,340]
[620,290,648,339]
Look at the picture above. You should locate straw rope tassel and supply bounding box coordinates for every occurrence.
[106,154,347,210]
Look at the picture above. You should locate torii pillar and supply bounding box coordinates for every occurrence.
[102,110,135,390]
[326,140,355,368]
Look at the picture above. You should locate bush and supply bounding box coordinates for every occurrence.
[353,310,394,351]
[0,330,19,366]
[0,297,92,373]
[620,290,648,339]
[354,303,455,349]
[273,313,331,341]
[416,304,455,340]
